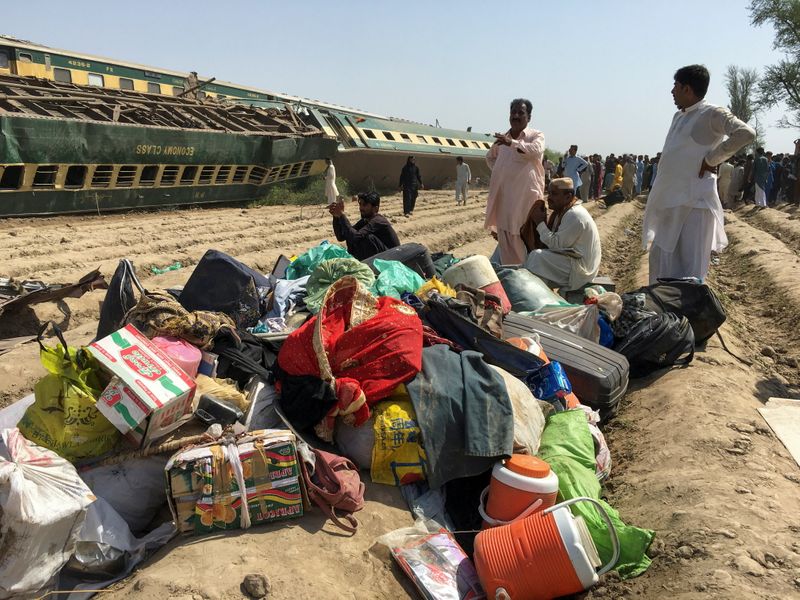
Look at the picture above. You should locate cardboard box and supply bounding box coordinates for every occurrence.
[165,430,304,534]
[89,324,196,447]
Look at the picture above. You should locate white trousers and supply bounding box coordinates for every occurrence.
[754,184,767,207]
[648,208,714,284]
[455,181,469,204]
[525,250,573,289]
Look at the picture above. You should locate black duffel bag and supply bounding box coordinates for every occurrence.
[632,278,725,345]
[614,312,695,378]
[363,243,436,279]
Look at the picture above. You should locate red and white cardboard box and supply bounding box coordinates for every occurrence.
[89,324,196,447]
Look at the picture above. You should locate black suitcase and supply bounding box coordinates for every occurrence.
[503,312,629,422]
[363,242,436,279]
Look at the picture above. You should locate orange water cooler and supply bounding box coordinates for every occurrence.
[473,497,620,600]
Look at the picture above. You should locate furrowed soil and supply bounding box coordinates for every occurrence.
[1,191,799,600]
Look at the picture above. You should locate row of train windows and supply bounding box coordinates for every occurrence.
[49,67,220,98]
[0,162,314,190]
[361,128,490,150]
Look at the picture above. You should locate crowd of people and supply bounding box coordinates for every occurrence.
[321,63,799,292]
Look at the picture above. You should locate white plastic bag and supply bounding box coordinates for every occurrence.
[0,428,96,599]
[528,304,601,342]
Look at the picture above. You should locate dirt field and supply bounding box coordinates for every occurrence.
[2,190,800,599]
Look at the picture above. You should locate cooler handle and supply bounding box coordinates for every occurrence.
[477,486,543,527]
[543,496,620,576]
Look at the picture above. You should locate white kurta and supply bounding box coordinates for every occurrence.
[642,101,755,282]
[324,164,339,204]
[525,204,601,290]
[717,161,734,206]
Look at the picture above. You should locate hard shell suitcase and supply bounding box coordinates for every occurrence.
[363,243,436,279]
[502,312,629,422]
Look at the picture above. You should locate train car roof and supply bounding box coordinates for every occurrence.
[0,34,395,120]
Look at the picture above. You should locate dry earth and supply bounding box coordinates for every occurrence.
[1,191,800,599]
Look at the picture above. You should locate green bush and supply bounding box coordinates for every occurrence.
[252,176,350,206]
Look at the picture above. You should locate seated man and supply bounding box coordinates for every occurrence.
[329,191,400,260]
[525,177,601,290]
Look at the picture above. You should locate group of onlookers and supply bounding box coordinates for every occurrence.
[717,142,800,209]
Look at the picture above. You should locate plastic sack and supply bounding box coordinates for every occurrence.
[595,292,623,322]
[526,303,601,342]
[371,395,426,486]
[305,257,376,314]
[80,456,168,533]
[537,410,654,578]
[18,323,119,462]
[371,259,426,299]
[0,428,96,599]
[490,365,546,455]
[496,267,569,313]
[285,241,352,280]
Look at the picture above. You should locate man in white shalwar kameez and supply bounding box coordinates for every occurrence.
[525,177,601,290]
[485,98,546,264]
[643,65,755,284]
[455,156,472,205]
[324,158,339,205]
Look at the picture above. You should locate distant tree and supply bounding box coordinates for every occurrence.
[749,0,800,128]
[543,148,561,164]
[725,65,763,152]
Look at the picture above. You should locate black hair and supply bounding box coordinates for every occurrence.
[456,156,463,162]
[674,64,710,98]
[357,191,381,207]
[510,98,533,117]
[756,147,764,154]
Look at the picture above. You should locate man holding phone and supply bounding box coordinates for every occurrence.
[329,192,400,260]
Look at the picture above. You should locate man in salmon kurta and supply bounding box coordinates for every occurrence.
[485,98,546,264]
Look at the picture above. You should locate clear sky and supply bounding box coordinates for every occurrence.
[4,0,797,155]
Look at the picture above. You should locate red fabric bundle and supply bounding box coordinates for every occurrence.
[278,276,423,440]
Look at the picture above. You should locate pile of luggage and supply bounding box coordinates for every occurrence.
[0,239,727,600]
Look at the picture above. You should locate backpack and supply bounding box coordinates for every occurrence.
[632,278,725,344]
[300,447,365,534]
[613,312,695,378]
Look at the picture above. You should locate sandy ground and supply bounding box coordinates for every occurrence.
[2,191,800,599]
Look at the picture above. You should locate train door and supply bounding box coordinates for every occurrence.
[0,47,14,75]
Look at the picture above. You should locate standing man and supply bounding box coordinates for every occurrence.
[643,65,755,283]
[485,98,546,264]
[579,157,592,203]
[635,155,645,195]
[398,156,423,217]
[525,177,601,290]
[622,156,637,201]
[717,158,734,207]
[329,192,400,260]
[753,147,769,208]
[730,159,745,205]
[592,154,603,199]
[323,158,339,205]
[562,145,590,198]
[455,156,472,205]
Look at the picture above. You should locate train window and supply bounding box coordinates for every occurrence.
[217,95,226,100]
[0,165,24,190]
[0,51,8,69]
[416,136,427,144]
[289,163,302,178]
[363,130,376,139]
[215,166,231,184]
[64,165,87,189]
[431,137,442,145]
[119,78,134,90]
[400,133,411,142]
[53,68,72,83]
[248,166,268,184]
[18,52,32,63]
[232,166,248,183]
[87,73,104,87]
[173,86,184,96]
[446,139,456,147]
[116,166,137,187]
[460,140,469,148]
[91,165,114,188]
[161,166,179,186]
[33,165,59,188]
[147,82,161,94]
[139,165,159,186]
[180,166,198,185]
[198,166,215,184]
[483,142,491,149]
[383,132,395,141]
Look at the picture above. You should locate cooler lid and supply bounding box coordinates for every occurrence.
[506,455,551,478]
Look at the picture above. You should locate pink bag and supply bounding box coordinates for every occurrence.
[301,448,365,534]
